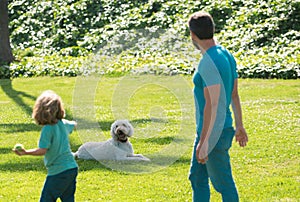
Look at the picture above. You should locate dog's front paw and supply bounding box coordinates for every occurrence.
[72,152,78,158]
[142,157,151,162]
[136,154,151,161]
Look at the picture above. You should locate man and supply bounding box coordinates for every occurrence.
[188,11,248,202]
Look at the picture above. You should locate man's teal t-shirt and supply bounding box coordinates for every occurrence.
[193,45,238,135]
[39,119,78,176]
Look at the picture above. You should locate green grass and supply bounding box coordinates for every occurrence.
[0,76,299,201]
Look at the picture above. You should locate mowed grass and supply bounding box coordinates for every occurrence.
[0,76,299,201]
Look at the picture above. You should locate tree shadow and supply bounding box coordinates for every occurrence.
[72,153,191,174]
[0,146,45,172]
[0,160,46,173]
[139,136,174,144]
[0,79,36,116]
[0,145,111,173]
[76,159,113,172]
[0,147,13,155]
[75,119,114,131]
[0,123,40,133]
[75,118,162,132]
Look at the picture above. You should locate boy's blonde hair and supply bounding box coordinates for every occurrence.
[32,90,65,125]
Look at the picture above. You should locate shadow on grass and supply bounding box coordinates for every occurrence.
[76,160,113,172]
[69,139,189,173]
[1,142,191,173]
[74,155,191,174]
[0,147,14,154]
[140,136,174,144]
[0,123,40,133]
[0,146,45,172]
[0,147,111,173]
[0,81,190,173]
[131,118,167,125]
[70,122,192,173]
[0,156,190,173]
[75,118,165,132]
[0,159,46,172]
[75,119,114,131]
[70,139,191,174]
[0,79,36,116]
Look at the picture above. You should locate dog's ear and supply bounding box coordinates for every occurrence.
[126,120,134,137]
[110,120,118,140]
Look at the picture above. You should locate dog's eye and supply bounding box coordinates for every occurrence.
[115,125,118,128]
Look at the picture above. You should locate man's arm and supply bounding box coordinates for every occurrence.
[231,79,248,147]
[196,84,220,164]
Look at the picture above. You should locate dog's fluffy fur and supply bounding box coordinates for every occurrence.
[73,120,150,161]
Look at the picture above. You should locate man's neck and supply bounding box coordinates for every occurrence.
[199,38,217,54]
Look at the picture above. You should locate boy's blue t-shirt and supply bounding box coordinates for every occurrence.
[193,45,238,135]
[39,119,78,176]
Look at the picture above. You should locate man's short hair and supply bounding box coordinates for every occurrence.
[188,11,215,39]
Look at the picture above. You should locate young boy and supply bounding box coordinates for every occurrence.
[14,90,78,202]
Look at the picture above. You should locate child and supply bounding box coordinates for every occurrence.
[14,90,78,202]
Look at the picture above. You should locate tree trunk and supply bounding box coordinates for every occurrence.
[0,0,14,64]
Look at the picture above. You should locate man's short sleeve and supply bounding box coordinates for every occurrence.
[199,56,221,87]
[225,48,238,79]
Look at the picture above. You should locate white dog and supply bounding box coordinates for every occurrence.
[73,120,150,161]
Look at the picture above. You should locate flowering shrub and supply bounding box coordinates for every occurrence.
[2,0,298,79]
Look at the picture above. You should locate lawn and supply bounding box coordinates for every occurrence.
[0,76,299,201]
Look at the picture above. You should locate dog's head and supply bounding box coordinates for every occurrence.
[111,120,134,142]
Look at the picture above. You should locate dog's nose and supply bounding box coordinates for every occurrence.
[117,129,124,136]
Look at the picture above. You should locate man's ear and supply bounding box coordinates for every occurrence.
[190,31,200,41]
[190,30,196,38]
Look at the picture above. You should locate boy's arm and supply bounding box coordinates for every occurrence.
[62,119,77,134]
[231,79,248,147]
[14,148,47,156]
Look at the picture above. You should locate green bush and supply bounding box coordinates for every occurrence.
[4,0,299,79]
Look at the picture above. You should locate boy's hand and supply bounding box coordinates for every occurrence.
[13,148,26,156]
[235,126,248,147]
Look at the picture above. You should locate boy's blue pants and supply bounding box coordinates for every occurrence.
[40,167,78,202]
[189,127,239,202]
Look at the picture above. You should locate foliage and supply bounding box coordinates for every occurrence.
[9,54,83,77]
[3,0,300,78]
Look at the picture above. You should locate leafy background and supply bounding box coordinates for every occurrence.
[2,0,300,78]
